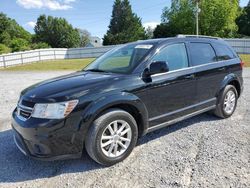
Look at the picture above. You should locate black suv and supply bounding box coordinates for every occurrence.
[12,36,243,166]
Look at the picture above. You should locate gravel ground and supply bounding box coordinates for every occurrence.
[0,70,249,188]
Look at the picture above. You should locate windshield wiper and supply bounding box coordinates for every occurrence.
[85,69,107,73]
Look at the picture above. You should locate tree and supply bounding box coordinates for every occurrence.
[78,29,91,47]
[236,5,250,36]
[199,0,239,37]
[103,0,146,45]
[0,13,11,35]
[153,23,177,38]
[163,1,195,35]
[34,15,80,48]
[154,0,239,38]
[0,12,32,46]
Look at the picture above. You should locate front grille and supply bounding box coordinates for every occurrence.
[19,109,31,119]
[17,100,34,121]
[21,99,35,108]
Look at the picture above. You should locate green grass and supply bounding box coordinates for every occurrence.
[1,58,95,71]
[239,54,250,67]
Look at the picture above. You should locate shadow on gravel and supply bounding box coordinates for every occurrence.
[138,113,220,145]
[0,113,219,183]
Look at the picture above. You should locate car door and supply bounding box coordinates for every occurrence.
[187,42,227,107]
[141,43,197,127]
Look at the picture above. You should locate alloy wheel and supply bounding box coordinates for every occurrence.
[100,120,132,158]
[223,90,236,114]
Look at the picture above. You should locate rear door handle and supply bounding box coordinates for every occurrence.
[218,67,226,71]
[184,74,195,79]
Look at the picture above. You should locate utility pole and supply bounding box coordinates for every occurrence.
[195,0,201,36]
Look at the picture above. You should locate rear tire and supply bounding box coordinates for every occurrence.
[213,85,238,118]
[85,108,138,166]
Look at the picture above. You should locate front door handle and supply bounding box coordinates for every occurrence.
[184,74,195,79]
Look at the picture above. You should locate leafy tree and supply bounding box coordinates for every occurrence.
[10,38,30,52]
[34,15,80,48]
[153,23,177,38]
[103,0,146,45]
[162,1,195,35]
[199,0,239,37]
[154,0,239,38]
[0,44,11,54]
[0,12,31,46]
[0,13,11,35]
[236,5,250,36]
[78,29,91,47]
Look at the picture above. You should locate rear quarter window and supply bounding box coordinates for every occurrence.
[212,43,236,61]
[189,43,217,66]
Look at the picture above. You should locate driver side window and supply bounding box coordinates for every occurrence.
[151,43,189,71]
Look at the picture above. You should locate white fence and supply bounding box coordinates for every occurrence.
[0,39,249,68]
[0,46,114,68]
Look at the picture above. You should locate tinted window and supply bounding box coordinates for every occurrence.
[213,43,236,61]
[151,43,189,71]
[189,43,216,66]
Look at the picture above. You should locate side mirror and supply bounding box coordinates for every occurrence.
[149,61,169,75]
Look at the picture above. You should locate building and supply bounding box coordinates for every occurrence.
[86,37,102,48]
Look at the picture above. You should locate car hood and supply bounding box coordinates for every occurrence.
[21,71,119,101]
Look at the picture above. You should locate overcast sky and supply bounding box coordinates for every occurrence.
[0,0,249,38]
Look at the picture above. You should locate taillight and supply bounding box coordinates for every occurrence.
[240,60,244,68]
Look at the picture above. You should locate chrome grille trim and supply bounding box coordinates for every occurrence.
[16,100,34,121]
[18,103,33,111]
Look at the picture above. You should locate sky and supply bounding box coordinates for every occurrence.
[0,0,249,39]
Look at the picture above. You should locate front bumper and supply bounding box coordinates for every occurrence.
[11,109,84,161]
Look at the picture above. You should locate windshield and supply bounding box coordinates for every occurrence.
[84,43,154,74]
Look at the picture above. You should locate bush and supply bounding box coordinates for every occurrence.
[10,38,30,52]
[31,42,50,49]
[0,43,11,54]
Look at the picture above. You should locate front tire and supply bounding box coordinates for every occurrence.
[214,85,238,118]
[85,109,138,166]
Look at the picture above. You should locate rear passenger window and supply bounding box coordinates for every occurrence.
[213,43,236,61]
[151,43,189,71]
[189,43,217,66]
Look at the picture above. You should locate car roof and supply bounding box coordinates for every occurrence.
[132,36,228,46]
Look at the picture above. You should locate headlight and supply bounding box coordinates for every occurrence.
[31,100,78,119]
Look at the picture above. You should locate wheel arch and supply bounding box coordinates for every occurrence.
[80,92,149,138]
[227,80,241,97]
[218,73,242,98]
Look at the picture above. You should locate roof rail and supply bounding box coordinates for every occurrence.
[176,34,221,40]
